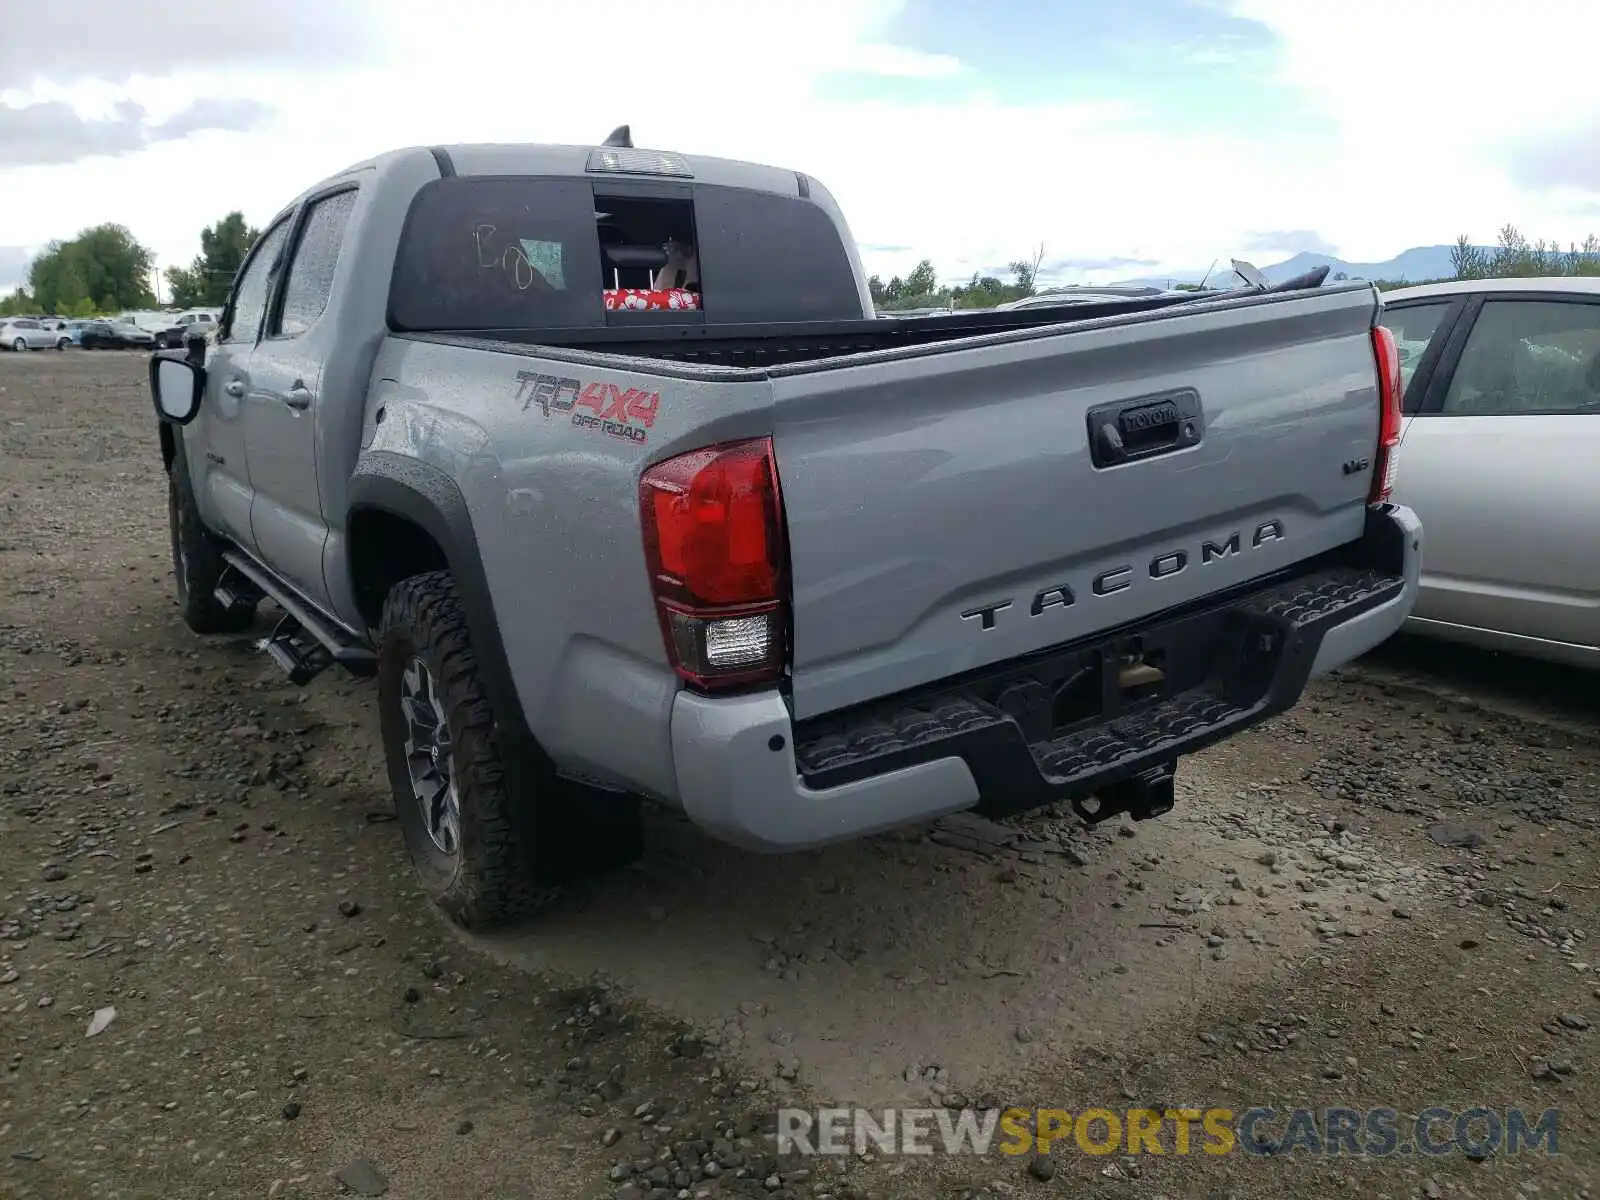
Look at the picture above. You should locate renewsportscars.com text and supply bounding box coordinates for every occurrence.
[777,1106,1560,1158]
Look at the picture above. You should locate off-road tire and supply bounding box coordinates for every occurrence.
[167,447,255,634]
[376,570,642,930]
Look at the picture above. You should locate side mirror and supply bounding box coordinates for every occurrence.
[149,352,205,425]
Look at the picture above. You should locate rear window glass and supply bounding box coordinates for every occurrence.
[691,187,863,324]
[387,176,862,332]
[389,177,604,332]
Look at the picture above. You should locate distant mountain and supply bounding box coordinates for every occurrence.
[1253,245,1481,284]
[1116,244,1494,290]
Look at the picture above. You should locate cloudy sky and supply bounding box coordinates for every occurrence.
[2,0,1598,298]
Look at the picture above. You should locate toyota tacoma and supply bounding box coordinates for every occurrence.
[147,127,1422,928]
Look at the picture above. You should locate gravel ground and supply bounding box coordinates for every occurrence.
[2,350,1597,1200]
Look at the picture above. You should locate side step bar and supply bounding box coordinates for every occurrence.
[218,551,377,683]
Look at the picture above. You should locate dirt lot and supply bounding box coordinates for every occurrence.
[2,350,1597,1200]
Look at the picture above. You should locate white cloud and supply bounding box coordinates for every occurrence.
[0,96,270,168]
[0,0,383,87]
[827,43,966,79]
[1227,0,1600,255]
[4,0,1599,297]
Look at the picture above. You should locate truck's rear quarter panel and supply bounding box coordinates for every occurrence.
[771,285,1385,720]
[361,335,772,800]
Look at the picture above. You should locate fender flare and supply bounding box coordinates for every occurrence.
[346,452,532,746]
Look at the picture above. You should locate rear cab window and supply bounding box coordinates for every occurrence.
[387,176,863,333]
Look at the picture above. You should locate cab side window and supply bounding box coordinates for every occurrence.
[221,221,290,345]
[274,190,358,338]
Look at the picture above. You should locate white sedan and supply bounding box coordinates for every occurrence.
[1379,276,1599,669]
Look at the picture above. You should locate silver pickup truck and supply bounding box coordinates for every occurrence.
[148,129,1422,929]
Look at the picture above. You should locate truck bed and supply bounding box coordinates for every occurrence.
[401,285,1299,372]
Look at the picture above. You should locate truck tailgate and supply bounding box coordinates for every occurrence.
[771,285,1384,721]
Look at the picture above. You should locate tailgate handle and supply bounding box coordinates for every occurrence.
[1086,389,1204,469]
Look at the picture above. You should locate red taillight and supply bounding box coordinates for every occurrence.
[1370,325,1404,504]
[640,437,788,690]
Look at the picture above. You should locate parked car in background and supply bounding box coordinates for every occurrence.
[1,317,69,350]
[109,321,156,349]
[153,309,221,349]
[1379,276,1599,668]
[65,319,156,350]
[118,310,182,335]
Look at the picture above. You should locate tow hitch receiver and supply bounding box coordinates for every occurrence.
[1072,759,1178,825]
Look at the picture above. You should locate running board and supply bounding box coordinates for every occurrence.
[219,550,377,683]
[213,566,265,617]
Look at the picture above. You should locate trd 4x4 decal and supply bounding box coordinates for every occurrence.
[514,370,661,445]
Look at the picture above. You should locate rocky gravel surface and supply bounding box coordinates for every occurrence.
[2,352,1597,1199]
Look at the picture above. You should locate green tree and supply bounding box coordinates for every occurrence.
[166,211,260,307]
[1449,225,1600,281]
[951,272,1009,308]
[1567,235,1600,276]
[165,265,206,309]
[54,262,90,315]
[1006,243,1045,298]
[1450,234,1488,280]
[1490,223,1537,277]
[865,246,1047,313]
[903,259,938,299]
[28,224,155,312]
[0,287,36,316]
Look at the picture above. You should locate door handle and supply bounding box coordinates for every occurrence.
[284,385,314,411]
[223,380,246,398]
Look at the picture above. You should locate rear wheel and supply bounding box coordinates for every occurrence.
[167,447,255,634]
[10,338,24,353]
[377,571,643,929]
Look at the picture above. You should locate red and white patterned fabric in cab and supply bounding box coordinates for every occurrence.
[604,289,702,312]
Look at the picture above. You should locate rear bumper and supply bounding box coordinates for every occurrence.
[671,503,1421,852]
[1308,505,1422,677]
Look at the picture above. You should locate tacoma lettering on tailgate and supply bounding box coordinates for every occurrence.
[960,520,1286,631]
[514,370,661,445]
